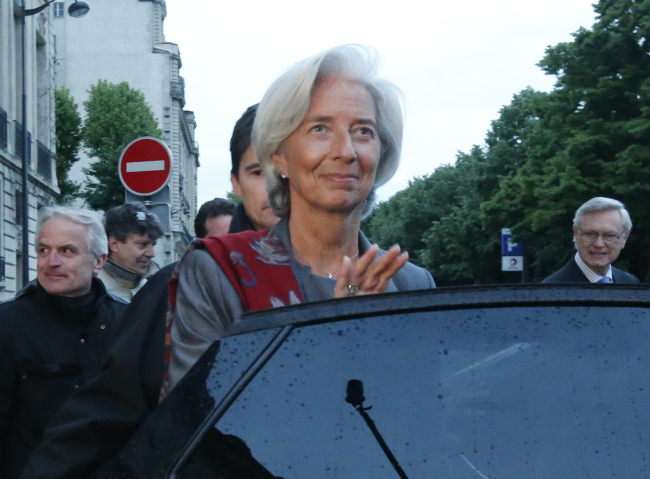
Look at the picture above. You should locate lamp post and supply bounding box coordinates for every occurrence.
[20,0,89,286]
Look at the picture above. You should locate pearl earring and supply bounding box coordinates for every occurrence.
[280,173,287,179]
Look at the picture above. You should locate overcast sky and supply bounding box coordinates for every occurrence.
[163,0,598,207]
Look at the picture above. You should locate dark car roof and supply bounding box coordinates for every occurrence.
[229,283,650,335]
[102,284,650,478]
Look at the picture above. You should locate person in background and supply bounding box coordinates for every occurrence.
[194,197,235,238]
[97,202,164,302]
[0,206,127,479]
[542,197,639,283]
[167,44,436,391]
[20,119,272,479]
[229,104,280,232]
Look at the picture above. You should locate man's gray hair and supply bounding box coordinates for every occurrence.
[36,206,108,260]
[573,197,633,232]
[252,44,404,219]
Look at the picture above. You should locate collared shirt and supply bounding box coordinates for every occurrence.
[574,252,613,283]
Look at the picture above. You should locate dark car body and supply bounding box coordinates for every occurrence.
[101,284,650,478]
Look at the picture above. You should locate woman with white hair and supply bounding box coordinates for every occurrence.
[167,44,435,389]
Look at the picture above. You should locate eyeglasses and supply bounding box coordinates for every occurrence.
[578,229,625,244]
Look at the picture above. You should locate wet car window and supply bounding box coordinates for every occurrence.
[216,305,650,478]
[99,328,284,478]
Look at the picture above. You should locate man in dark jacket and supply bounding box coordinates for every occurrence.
[20,192,256,478]
[0,206,127,478]
[543,197,639,284]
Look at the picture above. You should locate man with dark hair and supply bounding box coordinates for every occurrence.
[98,202,164,302]
[0,206,127,478]
[229,104,279,232]
[194,198,235,238]
[543,197,639,283]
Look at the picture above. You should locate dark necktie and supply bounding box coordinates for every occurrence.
[598,276,613,283]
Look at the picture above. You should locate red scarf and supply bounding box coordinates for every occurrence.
[193,229,303,310]
[162,229,303,398]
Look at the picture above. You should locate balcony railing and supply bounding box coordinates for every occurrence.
[0,108,7,150]
[170,79,185,105]
[37,141,53,181]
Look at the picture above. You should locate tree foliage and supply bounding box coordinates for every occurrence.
[365,0,650,284]
[54,87,82,203]
[365,88,545,285]
[226,191,242,204]
[81,80,161,211]
[363,165,460,265]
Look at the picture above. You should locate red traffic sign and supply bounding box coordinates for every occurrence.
[118,137,173,196]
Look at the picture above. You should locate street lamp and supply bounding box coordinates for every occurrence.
[20,0,89,286]
[68,0,90,18]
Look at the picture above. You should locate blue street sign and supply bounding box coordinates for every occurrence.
[501,228,524,256]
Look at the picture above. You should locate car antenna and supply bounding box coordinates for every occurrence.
[345,379,409,479]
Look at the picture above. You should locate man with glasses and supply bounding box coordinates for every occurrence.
[543,197,639,283]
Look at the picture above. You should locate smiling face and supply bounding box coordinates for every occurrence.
[231,146,279,231]
[37,217,106,297]
[272,77,381,218]
[573,209,628,275]
[109,233,156,275]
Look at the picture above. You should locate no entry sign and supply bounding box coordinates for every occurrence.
[118,137,173,196]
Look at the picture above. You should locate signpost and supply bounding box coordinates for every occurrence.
[501,228,525,280]
[118,137,173,232]
[118,137,173,196]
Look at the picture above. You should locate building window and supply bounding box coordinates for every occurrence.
[53,2,65,18]
[0,108,7,150]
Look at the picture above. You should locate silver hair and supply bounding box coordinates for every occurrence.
[573,197,632,231]
[572,197,632,249]
[252,44,404,219]
[36,206,108,260]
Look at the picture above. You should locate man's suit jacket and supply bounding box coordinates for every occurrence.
[542,257,640,283]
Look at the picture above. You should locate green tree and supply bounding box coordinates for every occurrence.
[483,0,650,281]
[361,0,650,283]
[421,90,543,286]
[81,80,161,210]
[362,164,462,269]
[364,88,545,286]
[54,87,82,203]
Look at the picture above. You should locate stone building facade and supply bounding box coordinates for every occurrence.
[0,0,61,300]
